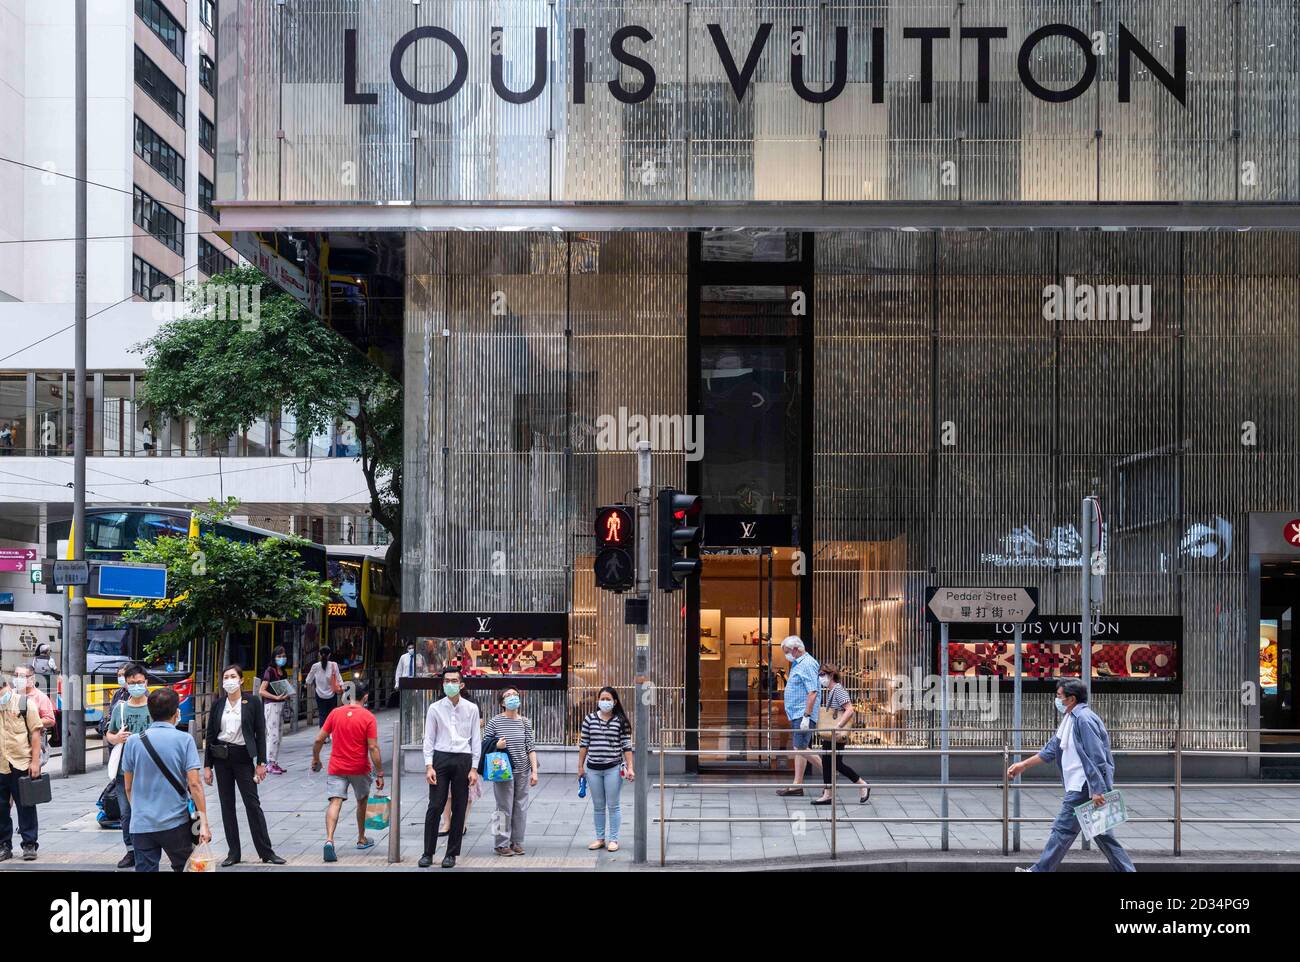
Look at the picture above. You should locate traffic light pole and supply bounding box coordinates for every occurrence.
[633,441,651,864]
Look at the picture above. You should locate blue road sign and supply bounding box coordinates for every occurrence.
[98,564,168,600]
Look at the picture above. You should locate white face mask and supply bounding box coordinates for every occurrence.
[222,678,241,694]
[11,675,28,691]
[784,651,796,663]
[818,674,830,688]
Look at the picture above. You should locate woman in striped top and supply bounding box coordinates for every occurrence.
[482,688,538,857]
[578,686,635,852]
[811,664,870,805]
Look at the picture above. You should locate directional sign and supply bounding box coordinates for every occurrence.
[98,562,168,600]
[29,565,42,584]
[52,560,90,587]
[926,586,1038,624]
[0,548,36,573]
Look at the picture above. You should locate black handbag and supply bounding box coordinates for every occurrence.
[140,732,202,840]
[17,774,52,806]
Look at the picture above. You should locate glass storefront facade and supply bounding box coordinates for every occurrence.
[401,229,1297,753]
[215,2,1300,763]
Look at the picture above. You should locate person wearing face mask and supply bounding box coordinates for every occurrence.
[120,687,211,872]
[105,663,153,868]
[1007,679,1135,873]
[0,671,45,862]
[202,665,284,867]
[305,646,343,728]
[419,669,481,869]
[577,686,634,853]
[482,688,538,857]
[258,646,292,775]
[395,641,427,686]
[809,664,870,806]
[775,636,823,796]
[97,667,131,740]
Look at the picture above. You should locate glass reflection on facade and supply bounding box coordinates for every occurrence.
[403,229,1298,752]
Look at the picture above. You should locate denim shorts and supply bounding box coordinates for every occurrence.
[790,717,816,750]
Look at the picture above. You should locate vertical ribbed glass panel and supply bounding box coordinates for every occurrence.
[555,1,688,201]
[414,1,551,201]
[281,0,414,202]
[689,2,822,200]
[404,232,687,745]
[1098,0,1235,201]
[221,0,281,201]
[1238,0,1300,202]
[569,233,687,744]
[961,0,1097,202]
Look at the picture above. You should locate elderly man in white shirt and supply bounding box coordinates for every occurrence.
[418,669,481,869]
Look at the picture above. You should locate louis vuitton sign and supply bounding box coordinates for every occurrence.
[344,22,1187,109]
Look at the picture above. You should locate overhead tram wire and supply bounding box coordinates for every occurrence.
[0,154,211,219]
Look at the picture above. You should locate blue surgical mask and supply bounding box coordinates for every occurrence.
[598,699,614,713]
[503,695,521,711]
[275,657,287,667]
[0,691,9,707]
[128,683,148,698]
[1054,697,1067,714]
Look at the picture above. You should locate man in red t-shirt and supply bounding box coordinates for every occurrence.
[310,681,384,863]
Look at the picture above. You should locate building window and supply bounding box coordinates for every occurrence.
[133,255,171,300]
[200,54,215,95]
[133,186,185,255]
[201,0,216,32]
[199,237,235,278]
[199,175,219,222]
[199,114,215,155]
[133,117,184,192]
[135,0,184,63]
[134,46,184,127]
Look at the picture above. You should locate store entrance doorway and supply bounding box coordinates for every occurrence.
[696,546,801,768]
[1259,561,1300,774]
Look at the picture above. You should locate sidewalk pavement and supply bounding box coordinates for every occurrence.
[9,709,1300,871]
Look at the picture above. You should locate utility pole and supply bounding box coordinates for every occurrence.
[633,441,651,864]
[64,0,89,776]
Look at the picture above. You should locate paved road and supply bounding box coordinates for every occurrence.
[8,709,1299,871]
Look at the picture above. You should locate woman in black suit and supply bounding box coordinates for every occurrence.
[203,664,285,867]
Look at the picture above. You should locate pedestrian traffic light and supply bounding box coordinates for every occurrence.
[657,488,702,592]
[594,504,635,593]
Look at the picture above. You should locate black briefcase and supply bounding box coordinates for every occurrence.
[17,774,52,806]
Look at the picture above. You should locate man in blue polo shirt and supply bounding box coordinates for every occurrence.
[776,635,822,796]
[121,687,211,872]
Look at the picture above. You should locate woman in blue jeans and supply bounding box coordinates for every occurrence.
[577,687,635,853]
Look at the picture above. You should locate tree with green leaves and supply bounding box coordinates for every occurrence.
[134,265,402,592]
[118,499,335,665]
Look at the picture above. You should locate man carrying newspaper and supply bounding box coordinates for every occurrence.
[1008,678,1136,872]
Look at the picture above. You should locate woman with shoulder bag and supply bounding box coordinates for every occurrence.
[810,664,870,805]
[257,646,292,774]
[305,647,343,727]
[482,688,538,857]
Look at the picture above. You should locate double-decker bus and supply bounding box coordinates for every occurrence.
[46,507,328,730]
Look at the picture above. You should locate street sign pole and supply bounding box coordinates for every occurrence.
[1012,623,1023,852]
[940,621,949,852]
[65,0,88,777]
[633,441,651,864]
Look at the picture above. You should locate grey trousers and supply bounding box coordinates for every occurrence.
[491,773,532,848]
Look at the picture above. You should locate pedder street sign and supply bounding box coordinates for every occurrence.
[926,586,1038,624]
[52,560,89,587]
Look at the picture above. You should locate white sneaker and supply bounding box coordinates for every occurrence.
[1014,866,1034,872]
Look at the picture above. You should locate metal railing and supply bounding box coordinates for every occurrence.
[652,726,1300,866]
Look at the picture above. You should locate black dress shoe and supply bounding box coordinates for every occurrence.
[262,854,286,865]
[117,851,136,869]
[441,855,456,868]
[418,854,433,868]
[221,855,241,867]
